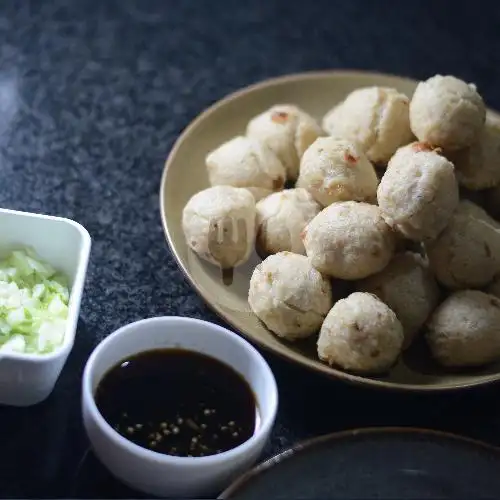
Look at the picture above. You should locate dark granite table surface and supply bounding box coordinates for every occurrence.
[1,0,500,497]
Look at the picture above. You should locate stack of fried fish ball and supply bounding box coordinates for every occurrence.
[182,74,500,376]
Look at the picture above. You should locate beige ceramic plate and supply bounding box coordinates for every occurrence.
[160,70,500,392]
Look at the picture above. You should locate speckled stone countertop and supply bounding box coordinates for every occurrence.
[1,0,500,497]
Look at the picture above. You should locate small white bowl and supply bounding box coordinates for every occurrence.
[0,208,91,406]
[82,316,278,499]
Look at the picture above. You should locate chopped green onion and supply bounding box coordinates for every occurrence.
[0,248,69,354]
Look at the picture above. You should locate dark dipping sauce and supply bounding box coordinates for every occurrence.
[94,348,257,458]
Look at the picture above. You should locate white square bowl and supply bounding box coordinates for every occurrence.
[0,208,91,406]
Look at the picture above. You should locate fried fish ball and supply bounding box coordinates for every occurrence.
[450,114,500,190]
[426,290,500,367]
[246,104,322,181]
[248,252,333,340]
[296,137,378,206]
[302,201,395,280]
[426,200,500,289]
[255,188,321,255]
[317,292,404,374]
[357,252,440,348]
[322,87,413,165]
[410,75,486,151]
[206,135,286,201]
[182,186,256,269]
[377,142,459,242]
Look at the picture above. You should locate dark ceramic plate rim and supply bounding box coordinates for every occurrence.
[159,69,500,393]
[218,426,500,499]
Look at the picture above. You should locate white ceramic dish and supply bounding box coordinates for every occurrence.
[0,208,91,406]
[82,316,279,499]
